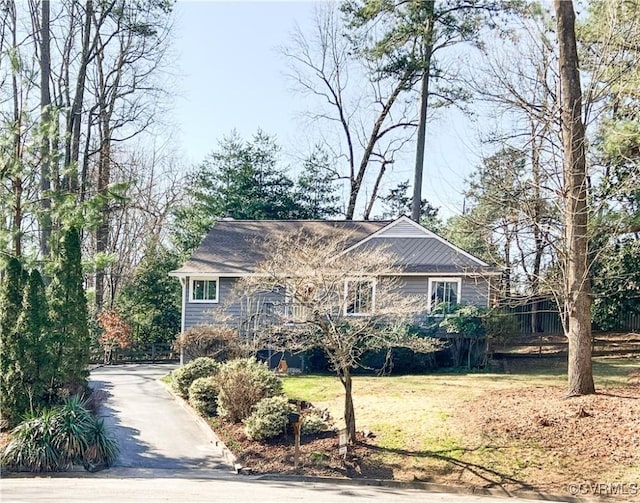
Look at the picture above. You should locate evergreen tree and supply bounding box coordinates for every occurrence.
[48,227,90,393]
[172,131,302,254]
[14,270,53,418]
[294,147,342,219]
[116,246,181,345]
[0,258,27,426]
[379,180,440,230]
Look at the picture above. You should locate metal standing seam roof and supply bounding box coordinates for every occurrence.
[361,237,495,273]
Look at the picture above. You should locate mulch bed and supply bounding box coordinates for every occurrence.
[211,420,377,478]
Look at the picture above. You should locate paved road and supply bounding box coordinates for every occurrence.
[1,474,565,503]
[88,364,228,471]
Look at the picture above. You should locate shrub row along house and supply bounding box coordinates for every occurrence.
[170,216,499,365]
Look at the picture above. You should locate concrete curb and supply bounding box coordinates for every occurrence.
[157,378,241,473]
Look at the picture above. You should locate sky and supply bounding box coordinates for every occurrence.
[170,1,484,220]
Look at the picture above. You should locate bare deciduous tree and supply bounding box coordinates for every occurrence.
[233,229,440,443]
[282,5,416,220]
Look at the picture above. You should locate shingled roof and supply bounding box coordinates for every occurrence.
[170,219,390,276]
[170,217,498,277]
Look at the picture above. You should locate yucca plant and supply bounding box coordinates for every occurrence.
[52,396,94,467]
[83,417,119,470]
[2,409,61,472]
[1,395,118,472]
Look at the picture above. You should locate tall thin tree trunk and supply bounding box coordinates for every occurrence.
[39,0,52,258]
[554,0,595,395]
[95,134,110,309]
[411,1,435,223]
[64,0,93,192]
[9,2,22,257]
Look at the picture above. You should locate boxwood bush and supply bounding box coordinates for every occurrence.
[301,413,331,435]
[244,395,294,441]
[188,376,218,416]
[214,357,282,422]
[171,357,219,399]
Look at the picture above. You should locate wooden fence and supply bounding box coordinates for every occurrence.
[90,343,178,364]
[500,297,640,335]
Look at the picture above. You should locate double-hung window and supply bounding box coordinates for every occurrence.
[428,278,460,313]
[344,279,375,316]
[190,277,219,303]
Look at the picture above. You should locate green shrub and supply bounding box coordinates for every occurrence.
[188,376,219,416]
[244,395,294,441]
[301,413,332,435]
[171,357,219,398]
[215,357,282,422]
[482,308,519,344]
[1,396,118,472]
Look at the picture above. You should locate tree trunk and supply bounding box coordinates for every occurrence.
[340,368,357,444]
[64,0,93,192]
[39,0,52,258]
[554,0,595,395]
[411,1,435,223]
[9,3,22,257]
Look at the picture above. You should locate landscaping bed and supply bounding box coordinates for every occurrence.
[203,357,640,500]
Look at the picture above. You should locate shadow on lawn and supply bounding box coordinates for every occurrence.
[355,441,535,494]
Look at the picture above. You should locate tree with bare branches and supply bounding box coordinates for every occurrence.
[282,4,417,219]
[233,230,440,443]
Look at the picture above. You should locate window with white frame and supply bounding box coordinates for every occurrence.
[344,280,375,315]
[190,277,219,303]
[428,278,461,313]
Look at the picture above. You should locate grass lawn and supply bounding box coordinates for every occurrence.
[280,357,640,496]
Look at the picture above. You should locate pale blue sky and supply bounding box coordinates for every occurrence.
[171,1,482,219]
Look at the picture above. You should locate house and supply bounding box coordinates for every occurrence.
[170,216,500,354]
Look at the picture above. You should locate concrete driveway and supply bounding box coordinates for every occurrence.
[89,364,229,472]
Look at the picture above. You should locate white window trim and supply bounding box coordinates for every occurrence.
[427,277,462,313]
[189,276,219,304]
[343,278,377,316]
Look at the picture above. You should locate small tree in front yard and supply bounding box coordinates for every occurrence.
[235,230,440,444]
[97,310,133,364]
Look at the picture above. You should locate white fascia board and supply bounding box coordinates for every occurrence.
[168,271,257,278]
[392,271,501,277]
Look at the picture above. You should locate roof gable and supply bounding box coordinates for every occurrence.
[341,216,489,268]
[170,216,495,277]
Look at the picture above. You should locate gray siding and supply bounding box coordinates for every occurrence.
[184,274,491,331]
[461,277,490,307]
[396,275,490,313]
[184,276,242,330]
[184,276,285,331]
